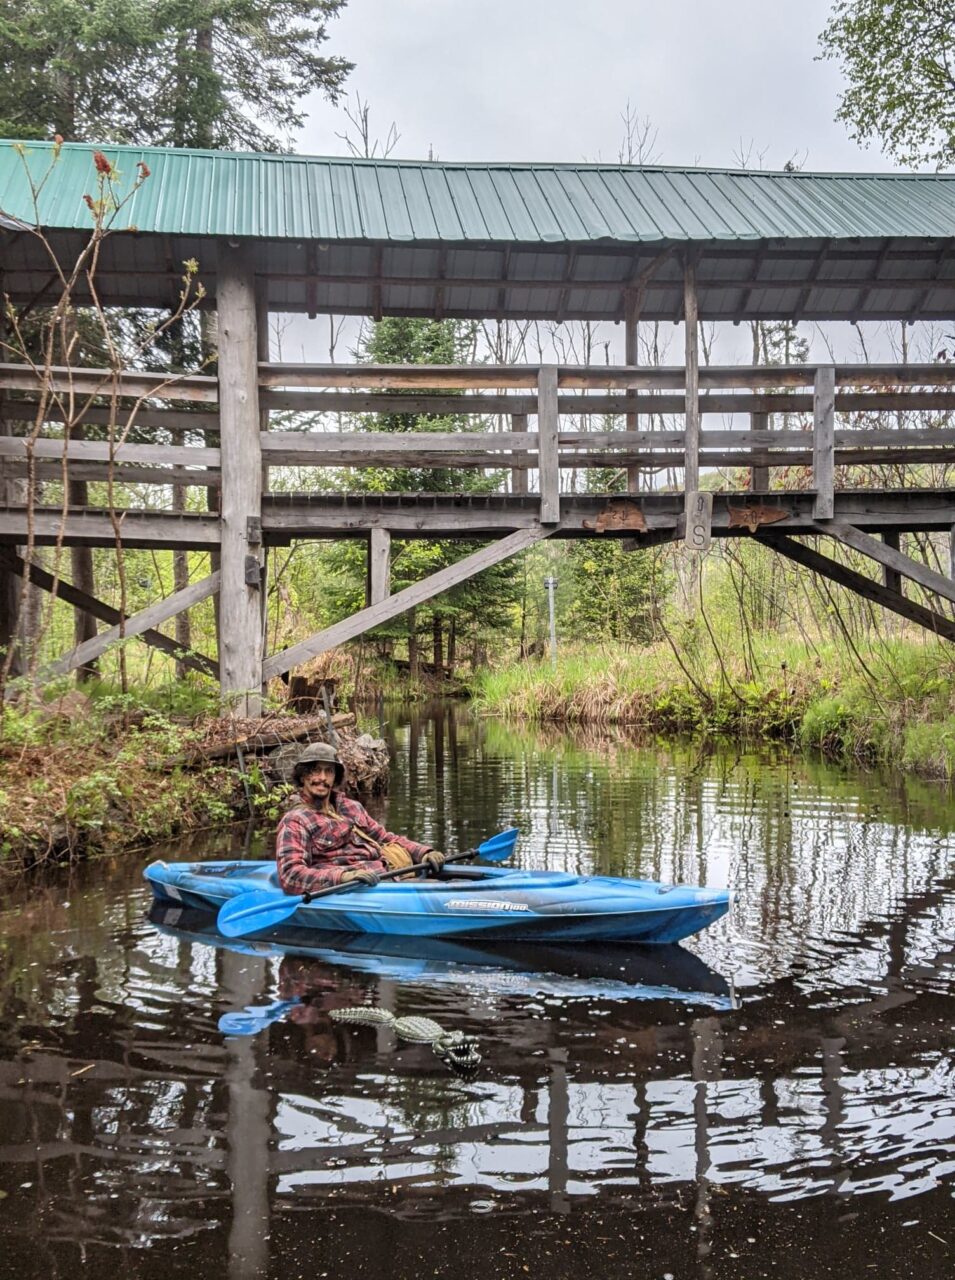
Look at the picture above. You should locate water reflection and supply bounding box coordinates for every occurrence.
[1,707,954,1278]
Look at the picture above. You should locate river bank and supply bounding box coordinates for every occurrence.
[0,687,388,874]
[473,633,955,778]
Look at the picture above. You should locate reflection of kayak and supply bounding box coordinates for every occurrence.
[149,904,735,1009]
[144,859,733,944]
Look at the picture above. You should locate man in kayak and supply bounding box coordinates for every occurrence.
[276,742,446,895]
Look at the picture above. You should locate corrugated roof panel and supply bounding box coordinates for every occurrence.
[467,168,534,241]
[511,170,574,242]
[5,141,955,244]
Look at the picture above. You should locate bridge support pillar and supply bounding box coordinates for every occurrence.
[217,244,264,716]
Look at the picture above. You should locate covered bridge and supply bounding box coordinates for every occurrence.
[2,141,955,710]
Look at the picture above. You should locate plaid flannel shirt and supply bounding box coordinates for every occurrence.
[275,791,433,894]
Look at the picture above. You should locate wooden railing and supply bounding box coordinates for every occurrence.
[3,361,955,527]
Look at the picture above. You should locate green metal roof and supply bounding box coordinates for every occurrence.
[3,139,955,244]
[3,140,955,322]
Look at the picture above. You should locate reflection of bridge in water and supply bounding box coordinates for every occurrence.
[1,867,952,1272]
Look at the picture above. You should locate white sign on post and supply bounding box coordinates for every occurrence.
[685,490,713,553]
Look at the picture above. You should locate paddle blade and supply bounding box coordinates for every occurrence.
[217,889,303,938]
[218,998,300,1036]
[476,827,519,862]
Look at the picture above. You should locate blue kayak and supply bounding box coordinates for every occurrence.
[149,903,735,1007]
[143,858,733,944]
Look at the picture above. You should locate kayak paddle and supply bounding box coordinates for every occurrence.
[216,826,519,939]
[218,998,301,1037]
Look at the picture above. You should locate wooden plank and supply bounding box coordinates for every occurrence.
[34,572,221,682]
[813,365,835,520]
[262,430,537,459]
[0,363,218,402]
[3,460,222,487]
[683,255,700,523]
[0,436,220,468]
[537,366,560,524]
[261,389,955,416]
[511,414,529,495]
[751,411,770,493]
[0,510,222,546]
[815,520,955,607]
[624,290,640,495]
[260,363,539,390]
[366,528,391,606]
[263,527,554,679]
[0,549,218,677]
[2,402,220,432]
[217,245,264,714]
[762,535,955,642]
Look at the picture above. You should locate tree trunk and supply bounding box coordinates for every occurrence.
[432,615,443,677]
[446,617,456,677]
[408,609,419,681]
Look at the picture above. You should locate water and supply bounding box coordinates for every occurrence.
[1,705,954,1278]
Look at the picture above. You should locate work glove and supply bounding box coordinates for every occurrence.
[341,867,380,887]
[420,850,446,874]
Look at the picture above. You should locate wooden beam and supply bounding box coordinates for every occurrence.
[511,414,529,495]
[683,254,700,523]
[0,363,217,402]
[217,244,264,714]
[366,528,391,606]
[537,366,560,524]
[256,361,955,392]
[1,401,220,433]
[0,548,217,677]
[762,535,955,642]
[0,436,220,469]
[750,411,770,493]
[624,289,641,495]
[0,510,222,547]
[813,520,955,607]
[812,365,835,520]
[32,572,221,683]
[261,388,955,417]
[263,527,554,679]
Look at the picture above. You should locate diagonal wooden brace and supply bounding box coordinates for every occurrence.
[761,534,955,642]
[0,549,218,679]
[264,527,555,680]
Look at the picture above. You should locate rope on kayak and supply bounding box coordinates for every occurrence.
[330,1006,482,1074]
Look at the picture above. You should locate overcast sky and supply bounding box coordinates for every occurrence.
[297,0,887,174]
[280,1,918,365]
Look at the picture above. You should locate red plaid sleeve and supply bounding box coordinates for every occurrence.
[275,809,347,893]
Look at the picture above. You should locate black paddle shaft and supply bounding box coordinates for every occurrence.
[299,849,476,904]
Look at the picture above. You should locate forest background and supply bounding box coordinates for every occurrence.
[4,0,955,868]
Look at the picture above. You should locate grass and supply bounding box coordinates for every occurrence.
[472,631,955,778]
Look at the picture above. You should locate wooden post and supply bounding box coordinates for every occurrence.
[882,531,902,596]
[256,293,270,698]
[511,413,529,495]
[751,410,770,493]
[949,526,955,582]
[367,527,391,606]
[813,365,836,520]
[217,244,264,715]
[683,256,700,522]
[537,365,560,524]
[625,291,640,495]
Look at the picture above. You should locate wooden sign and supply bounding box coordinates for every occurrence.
[685,491,713,552]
